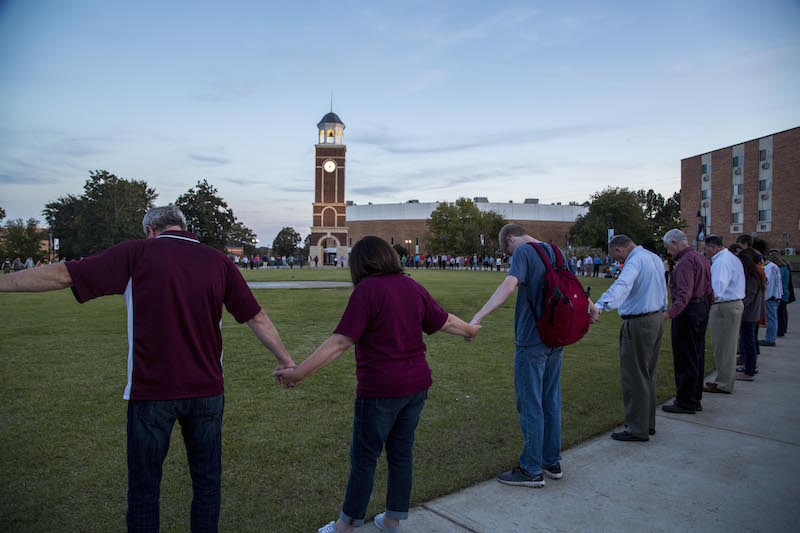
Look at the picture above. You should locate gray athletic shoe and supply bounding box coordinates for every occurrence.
[497,466,545,487]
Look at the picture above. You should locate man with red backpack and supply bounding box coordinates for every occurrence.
[471,224,595,488]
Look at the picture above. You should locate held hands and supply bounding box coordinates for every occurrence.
[588,301,601,324]
[273,364,302,388]
[465,323,481,342]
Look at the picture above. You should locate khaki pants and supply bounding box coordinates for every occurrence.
[620,313,664,437]
[708,300,744,392]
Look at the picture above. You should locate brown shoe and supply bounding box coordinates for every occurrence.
[736,371,755,381]
[703,382,731,394]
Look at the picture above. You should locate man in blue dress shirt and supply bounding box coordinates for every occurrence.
[595,235,669,442]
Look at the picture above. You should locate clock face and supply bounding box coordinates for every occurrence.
[323,160,337,173]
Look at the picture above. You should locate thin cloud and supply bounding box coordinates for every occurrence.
[189,153,230,165]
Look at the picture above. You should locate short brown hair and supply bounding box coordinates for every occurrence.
[498,223,527,254]
[736,234,753,247]
[609,234,633,249]
[348,236,403,286]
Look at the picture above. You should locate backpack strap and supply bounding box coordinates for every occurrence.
[528,242,562,270]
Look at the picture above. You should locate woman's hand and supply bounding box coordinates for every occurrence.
[273,366,302,388]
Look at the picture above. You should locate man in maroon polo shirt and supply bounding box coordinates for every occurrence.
[661,228,714,415]
[0,205,296,532]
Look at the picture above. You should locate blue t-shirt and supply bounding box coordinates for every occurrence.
[508,242,565,347]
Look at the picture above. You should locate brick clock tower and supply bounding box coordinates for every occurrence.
[309,111,349,265]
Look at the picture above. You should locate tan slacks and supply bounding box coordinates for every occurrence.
[620,313,664,437]
[708,300,745,392]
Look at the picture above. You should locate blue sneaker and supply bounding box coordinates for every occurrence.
[543,462,563,479]
[497,466,545,487]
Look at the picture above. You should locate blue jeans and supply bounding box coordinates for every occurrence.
[514,345,563,475]
[127,394,224,533]
[340,389,427,526]
[740,321,758,376]
[765,299,779,343]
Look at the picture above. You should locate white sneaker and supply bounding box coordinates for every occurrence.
[374,512,401,532]
[318,521,337,533]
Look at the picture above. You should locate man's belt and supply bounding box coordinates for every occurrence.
[713,299,743,305]
[688,297,707,304]
[620,310,660,320]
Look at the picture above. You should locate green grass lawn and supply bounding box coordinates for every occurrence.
[0,269,714,532]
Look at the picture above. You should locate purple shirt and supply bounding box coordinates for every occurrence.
[66,230,261,400]
[667,247,714,318]
[334,273,449,398]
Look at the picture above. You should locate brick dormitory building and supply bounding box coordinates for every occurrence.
[308,111,587,265]
[681,126,800,253]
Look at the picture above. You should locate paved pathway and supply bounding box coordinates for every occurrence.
[247,281,351,289]
[358,311,800,532]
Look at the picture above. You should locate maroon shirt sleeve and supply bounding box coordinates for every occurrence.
[65,241,142,302]
[668,258,694,318]
[419,284,449,335]
[334,284,370,342]
[224,259,262,323]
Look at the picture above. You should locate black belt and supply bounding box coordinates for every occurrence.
[620,310,660,320]
[713,299,743,305]
[689,297,706,304]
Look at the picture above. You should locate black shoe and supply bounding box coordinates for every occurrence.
[649,428,656,436]
[662,402,695,414]
[758,340,776,347]
[497,466,545,487]
[696,402,702,412]
[542,463,562,479]
[611,431,649,442]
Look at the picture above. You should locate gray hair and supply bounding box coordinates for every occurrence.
[142,205,187,235]
[609,234,633,248]
[663,228,688,246]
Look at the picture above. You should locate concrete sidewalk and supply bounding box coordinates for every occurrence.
[361,311,800,532]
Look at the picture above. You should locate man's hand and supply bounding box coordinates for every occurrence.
[465,324,482,342]
[589,302,601,324]
[274,365,302,388]
[273,360,297,386]
[663,312,671,321]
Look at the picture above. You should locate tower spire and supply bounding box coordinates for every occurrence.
[330,90,333,112]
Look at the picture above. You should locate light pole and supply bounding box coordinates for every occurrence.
[404,239,412,257]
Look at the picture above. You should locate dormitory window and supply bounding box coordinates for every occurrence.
[759,149,767,162]
[733,184,744,195]
[732,156,740,167]
[759,179,769,192]
[701,189,709,199]
[731,212,742,224]
[758,210,772,222]
[701,164,708,174]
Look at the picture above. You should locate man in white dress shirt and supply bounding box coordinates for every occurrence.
[594,235,668,442]
[761,255,784,346]
[702,235,745,394]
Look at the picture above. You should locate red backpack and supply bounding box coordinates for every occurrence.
[527,242,590,348]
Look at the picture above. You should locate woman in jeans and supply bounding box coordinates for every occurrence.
[275,236,479,533]
[737,249,765,381]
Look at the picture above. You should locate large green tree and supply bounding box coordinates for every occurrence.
[2,218,47,262]
[43,170,157,259]
[425,197,507,256]
[272,227,301,259]
[175,179,255,253]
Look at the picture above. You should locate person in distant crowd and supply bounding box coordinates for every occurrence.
[469,224,596,488]
[576,257,583,276]
[594,235,667,442]
[593,255,602,277]
[12,258,24,272]
[702,236,745,395]
[472,254,478,270]
[314,255,319,268]
[274,236,479,533]
[568,255,577,274]
[584,254,593,276]
[0,205,296,532]
[414,253,420,269]
[736,249,765,382]
[24,257,34,269]
[288,255,295,269]
[736,234,763,263]
[299,255,304,268]
[662,229,714,414]
[768,252,793,337]
[3,259,11,274]
[339,255,346,268]
[760,254,783,347]
[728,243,742,256]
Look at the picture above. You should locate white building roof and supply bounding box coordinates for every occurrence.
[347,202,587,223]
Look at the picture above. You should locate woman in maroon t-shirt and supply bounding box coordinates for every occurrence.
[275,236,479,533]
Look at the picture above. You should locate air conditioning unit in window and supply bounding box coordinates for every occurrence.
[760,193,770,200]
[733,198,742,204]
[762,162,770,169]
[702,175,709,182]
[786,248,796,256]
[701,200,709,208]
[734,168,742,175]
[760,224,768,231]
[732,225,741,232]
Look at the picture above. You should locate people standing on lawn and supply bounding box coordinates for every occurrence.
[661,229,714,415]
[0,205,296,531]
[761,253,784,347]
[274,236,479,533]
[469,223,596,488]
[584,254,593,276]
[702,235,746,395]
[594,235,668,442]
[593,255,602,277]
[736,249,765,382]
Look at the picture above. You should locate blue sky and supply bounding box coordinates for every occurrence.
[1,0,799,245]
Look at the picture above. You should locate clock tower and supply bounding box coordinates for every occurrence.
[309,111,349,265]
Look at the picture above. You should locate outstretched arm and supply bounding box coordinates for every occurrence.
[0,263,72,292]
[247,310,296,371]
[440,313,481,340]
[470,275,519,325]
[274,333,354,387]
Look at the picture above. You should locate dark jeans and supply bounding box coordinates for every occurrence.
[127,394,224,533]
[671,301,709,410]
[593,263,600,277]
[740,321,758,376]
[778,300,787,337]
[340,389,428,526]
